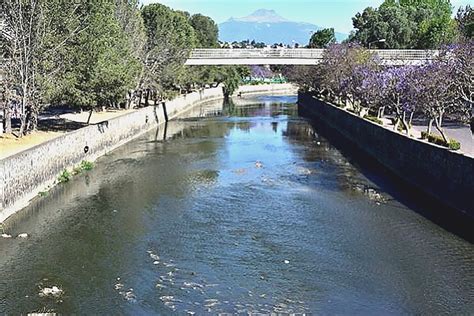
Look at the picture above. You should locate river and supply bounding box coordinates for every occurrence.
[0,95,473,314]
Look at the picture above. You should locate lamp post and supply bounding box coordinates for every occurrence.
[368,38,386,49]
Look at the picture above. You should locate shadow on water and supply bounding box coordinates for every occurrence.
[299,108,474,243]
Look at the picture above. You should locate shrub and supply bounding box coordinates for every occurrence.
[448,139,461,150]
[421,132,461,150]
[58,169,71,183]
[364,115,383,125]
[80,160,94,171]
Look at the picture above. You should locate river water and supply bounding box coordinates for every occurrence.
[0,95,473,314]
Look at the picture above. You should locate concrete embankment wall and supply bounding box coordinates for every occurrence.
[298,92,474,217]
[0,84,296,223]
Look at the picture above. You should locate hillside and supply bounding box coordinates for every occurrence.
[219,9,347,45]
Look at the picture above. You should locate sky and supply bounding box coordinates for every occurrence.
[141,0,473,34]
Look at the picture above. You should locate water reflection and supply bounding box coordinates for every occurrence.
[0,95,473,315]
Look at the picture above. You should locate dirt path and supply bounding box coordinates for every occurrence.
[59,109,136,124]
[0,109,136,160]
[0,131,65,159]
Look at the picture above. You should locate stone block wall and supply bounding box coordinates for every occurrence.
[298,92,474,217]
[0,84,296,222]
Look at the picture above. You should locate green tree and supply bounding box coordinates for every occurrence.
[58,0,142,122]
[351,0,457,49]
[189,14,219,48]
[308,28,336,48]
[141,3,196,97]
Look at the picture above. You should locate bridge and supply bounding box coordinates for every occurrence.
[185,49,438,66]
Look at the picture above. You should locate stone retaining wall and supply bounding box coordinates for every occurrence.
[0,84,295,222]
[298,92,474,217]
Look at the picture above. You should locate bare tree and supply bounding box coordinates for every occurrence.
[0,0,85,136]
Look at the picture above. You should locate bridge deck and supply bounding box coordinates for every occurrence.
[185,48,438,66]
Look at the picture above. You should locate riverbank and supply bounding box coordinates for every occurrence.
[298,92,474,218]
[0,84,297,223]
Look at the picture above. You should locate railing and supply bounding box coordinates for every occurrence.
[190,49,325,59]
[188,48,439,61]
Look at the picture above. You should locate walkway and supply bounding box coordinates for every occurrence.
[186,48,438,66]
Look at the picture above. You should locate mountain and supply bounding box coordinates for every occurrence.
[219,9,347,45]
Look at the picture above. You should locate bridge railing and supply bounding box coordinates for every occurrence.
[188,48,438,61]
[190,49,325,59]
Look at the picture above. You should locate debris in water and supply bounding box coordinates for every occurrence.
[150,253,160,261]
[39,286,63,298]
[17,233,29,238]
[183,282,204,289]
[1,233,12,238]
[153,261,160,265]
[255,161,263,168]
[114,283,124,290]
[284,260,290,264]
[121,290,136,303]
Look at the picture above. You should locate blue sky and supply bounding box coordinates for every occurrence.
[142,0,473,34]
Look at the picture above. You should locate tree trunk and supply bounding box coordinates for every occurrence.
[434,118,449,144]
[427,119,433,136]
[86,108,93,125]
[409,112,414,127]
[3,102,12,134]
[18,114,26,137]
[377,106,386,119]
[145,89,150,107]
[393,118,400,131]
[401,114,410,135]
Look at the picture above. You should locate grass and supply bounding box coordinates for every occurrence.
[56,160,94,184]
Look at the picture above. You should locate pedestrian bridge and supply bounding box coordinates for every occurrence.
[185,49,438,66]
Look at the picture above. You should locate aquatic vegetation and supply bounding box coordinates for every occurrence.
[57,169,71,183]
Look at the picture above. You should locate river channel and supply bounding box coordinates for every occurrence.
[0,95,473,314]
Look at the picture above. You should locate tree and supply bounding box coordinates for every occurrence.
[319,43,374,110]
[308,28,336,48]
[447,41,473,124]
[189,14,219,48]
[350,0,457,49]
[55,1,142,122]
[456,5,474,40]
[140,3,196,98]
[1,0,86,135]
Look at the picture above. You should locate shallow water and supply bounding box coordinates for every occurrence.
[0,96,473,314]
